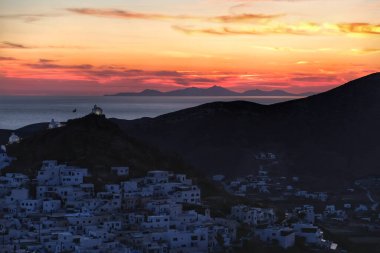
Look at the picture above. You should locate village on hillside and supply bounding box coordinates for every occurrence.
[0,156,341,253]
[1,107,379,253]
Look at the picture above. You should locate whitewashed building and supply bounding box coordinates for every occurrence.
[292,223,323,244]
[8,132,20,144]
[255,227,295,249]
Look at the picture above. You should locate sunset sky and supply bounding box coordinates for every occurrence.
[0,0,379,95]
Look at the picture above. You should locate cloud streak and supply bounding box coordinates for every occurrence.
[39,58,57,63]
[1,41,28,49]
[172,22,322,36]
[291,76,338,82]
[67,8,281,24]
[67,8,192,21]
[0,13,55,22]
[0,41,89,50]
[67,8,380,36]
[25,62,93,70]
[337,23,380,35]
[0,56,17,61]
[350,48,380,54]
[173,22,380,36]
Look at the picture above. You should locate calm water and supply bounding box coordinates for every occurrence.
[0,96,300,129]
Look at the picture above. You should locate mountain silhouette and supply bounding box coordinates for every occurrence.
[108,86,313,97]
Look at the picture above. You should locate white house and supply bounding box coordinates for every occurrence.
[92,105,103,115]
[146,170,169,184]
[145,200,183,217]
[173,185,201,204]
[255,227,295,249]
[171,210,199,229]
[48,118,62,129]
[0,173,29,187]
[77,236,103,252]
[97,194,122,212]
[0,146,11,170]
[165,227,208,252]
[8,132,20,144]
[19,199,41,214]
[103,220,122,231]
[231,205,276,225]
[142,215,170,229]
[121,181,138,194]
[37,161,88,186]
[292,223,323,244]
[56,232,75,252]
[5,188,29,205]
[87,227,112,241]
[60,167,88,186]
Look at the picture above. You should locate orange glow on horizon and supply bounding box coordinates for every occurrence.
[0,0,379,95]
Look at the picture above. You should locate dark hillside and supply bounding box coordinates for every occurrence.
[113,73,380,189]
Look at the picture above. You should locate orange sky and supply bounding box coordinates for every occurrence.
[0,0,379,95]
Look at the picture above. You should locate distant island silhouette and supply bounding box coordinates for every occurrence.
[106,85,316,97]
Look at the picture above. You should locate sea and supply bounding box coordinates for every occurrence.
[0,96,300,130]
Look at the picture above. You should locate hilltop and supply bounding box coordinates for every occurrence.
[4,115,191,187]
